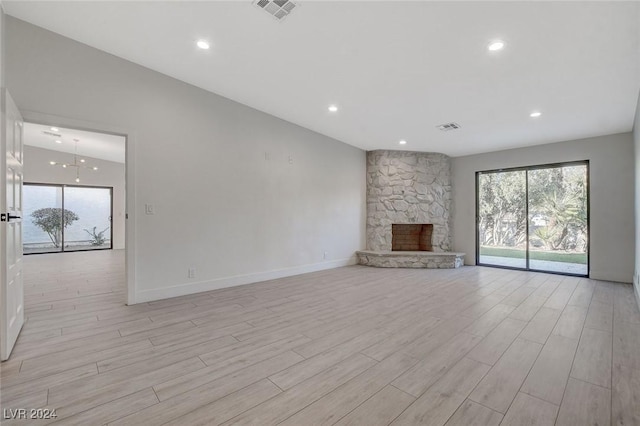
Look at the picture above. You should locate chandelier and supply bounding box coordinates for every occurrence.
[49,139,98,183]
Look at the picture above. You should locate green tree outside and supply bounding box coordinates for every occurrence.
[478,165,587,255]
[31,208,79,248]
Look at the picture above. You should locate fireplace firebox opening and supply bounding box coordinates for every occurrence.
[391,224,433,251]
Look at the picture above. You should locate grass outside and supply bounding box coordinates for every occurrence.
[479,246,587,264]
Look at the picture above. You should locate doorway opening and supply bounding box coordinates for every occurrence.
[476,161,589,276]
[20,122,129,305]
[22,122,126,257]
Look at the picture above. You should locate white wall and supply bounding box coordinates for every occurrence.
[6,17,366,303]
[452,132,635,283]
[0,5,4,91]
[23,145,125,250]
[633,91,640,308]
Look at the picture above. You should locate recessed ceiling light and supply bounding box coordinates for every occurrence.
[80,159,85,163]
[93,167,99,170]
[50,127,59,132]
[328,105,338,113]
[530,111,542,118]
[196,40,210,50]
[488,40,505,51]
[399,140,407,145]
[55,140,62,144]
[49,161,56,165]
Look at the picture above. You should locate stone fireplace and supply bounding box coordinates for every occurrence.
[356,150,464,268]
[365,150,451,251]
[392,224,433,251]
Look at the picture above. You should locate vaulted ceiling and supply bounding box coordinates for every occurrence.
[4,1,640,156]
[23,123,126,164]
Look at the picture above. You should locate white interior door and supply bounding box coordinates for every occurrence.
[1,90,24,361]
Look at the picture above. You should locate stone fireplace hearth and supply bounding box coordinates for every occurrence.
[356,150,464,269]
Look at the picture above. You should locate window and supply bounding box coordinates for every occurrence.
[23,183,113,254]
[476,162,589,276]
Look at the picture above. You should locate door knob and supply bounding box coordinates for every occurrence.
[1,213,21,222]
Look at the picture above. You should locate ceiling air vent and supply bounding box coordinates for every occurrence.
[254,0,297,21]
[436,122,461,132]
[43,131,62,137]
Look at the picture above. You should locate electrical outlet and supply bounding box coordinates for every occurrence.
[323,251,328,260]
[188,268,196,279]
[145,204,155,215]
[288,155,293,164]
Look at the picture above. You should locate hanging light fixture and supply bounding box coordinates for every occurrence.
[49,139,98,183]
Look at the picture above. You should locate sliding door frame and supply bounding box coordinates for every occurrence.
[23,182,114,255]
[475,160,590,277]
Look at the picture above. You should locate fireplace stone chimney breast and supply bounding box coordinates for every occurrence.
[366,150,451,252]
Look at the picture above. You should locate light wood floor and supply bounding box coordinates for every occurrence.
[1,250,640,425]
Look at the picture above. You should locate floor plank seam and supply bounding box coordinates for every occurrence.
[151,386,161,403]
[569,376,613,392]
[267,377,286,393]
[385,385,422,426]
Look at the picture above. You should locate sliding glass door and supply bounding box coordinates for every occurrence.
[477,169,527,269]
[23,183,113,254]
[477,162,588,276]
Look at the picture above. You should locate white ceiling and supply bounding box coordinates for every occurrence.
[23,122,126,163]
[5,1,640,157]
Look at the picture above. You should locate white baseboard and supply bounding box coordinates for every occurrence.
[134,256,357,303]
[589,268,633,284]
[635,274,640,313]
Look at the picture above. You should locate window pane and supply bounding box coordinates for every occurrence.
[478,170,527,269]
[63,187,112,251]
[528,165,588,275]
[23,185,63,254]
